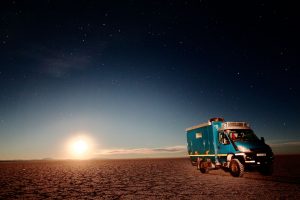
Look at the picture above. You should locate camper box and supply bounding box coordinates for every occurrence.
[186,118,274,177]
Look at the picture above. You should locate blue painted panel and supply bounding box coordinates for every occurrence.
[187,123,217,162]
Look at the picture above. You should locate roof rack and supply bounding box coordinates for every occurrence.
[220,122,250,130]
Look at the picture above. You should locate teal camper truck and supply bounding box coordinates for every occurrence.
[186,118,274,177]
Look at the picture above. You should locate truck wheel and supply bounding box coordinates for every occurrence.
[259,164,273,176]
[229,159,244,177]
[199,161,208,173]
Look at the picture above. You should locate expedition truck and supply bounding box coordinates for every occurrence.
[186,118,274,177]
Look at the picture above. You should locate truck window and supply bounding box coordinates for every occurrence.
[229,129,259,142]
[195,132,202,139]
[219,132,230,145]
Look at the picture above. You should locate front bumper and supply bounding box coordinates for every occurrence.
[236,152,274,166]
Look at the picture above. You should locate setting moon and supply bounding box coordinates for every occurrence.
[67,134,94,159]
[72,139,88,155]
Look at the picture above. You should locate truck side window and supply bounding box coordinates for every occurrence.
[218,132,222,143]
[219,132,230,145]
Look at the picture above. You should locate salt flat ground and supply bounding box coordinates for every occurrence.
[0,155,299,199]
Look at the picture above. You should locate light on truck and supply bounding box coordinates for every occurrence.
[237,145,250,152]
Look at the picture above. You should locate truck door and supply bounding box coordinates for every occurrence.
[217,131,231,163]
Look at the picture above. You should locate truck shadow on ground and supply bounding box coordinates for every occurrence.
[204,169,300,184]
[197,154,300,184]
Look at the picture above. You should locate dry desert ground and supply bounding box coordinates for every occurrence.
[0,155,300,199]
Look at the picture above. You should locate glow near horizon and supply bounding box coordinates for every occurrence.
[0,71,299,159]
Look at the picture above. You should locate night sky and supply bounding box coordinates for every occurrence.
[0,0,299,159]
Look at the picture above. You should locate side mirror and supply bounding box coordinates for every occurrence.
[261,137,265,143]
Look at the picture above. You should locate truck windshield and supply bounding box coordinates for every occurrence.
[228,129,259,142]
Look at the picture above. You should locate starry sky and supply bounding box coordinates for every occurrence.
[0,0,299,160]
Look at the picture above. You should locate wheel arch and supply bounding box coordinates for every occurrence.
[227,153,246,164]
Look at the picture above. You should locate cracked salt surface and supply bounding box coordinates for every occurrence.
[0,156,299,199]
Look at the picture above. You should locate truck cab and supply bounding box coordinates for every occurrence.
[186,118,274,177]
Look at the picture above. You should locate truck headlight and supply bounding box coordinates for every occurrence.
[237,145,251,152]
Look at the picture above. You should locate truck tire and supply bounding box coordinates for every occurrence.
[259,164,273,176]
[199,161,208,173]
[229,159,244,177]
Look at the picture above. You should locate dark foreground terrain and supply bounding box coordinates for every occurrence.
[0,155,300,199]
